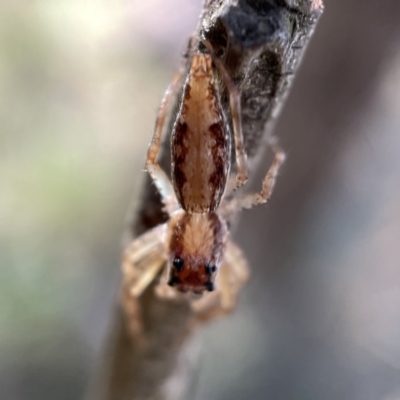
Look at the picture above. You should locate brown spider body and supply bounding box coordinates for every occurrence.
[164,52,232,293]
[172,54,230,214]
[167,211,227,294]
[122,39,285,323]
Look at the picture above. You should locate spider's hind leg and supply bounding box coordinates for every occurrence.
[220,138,286,220]
[146,72,184,215]
[203,39,249,191]
[237,138,285,210]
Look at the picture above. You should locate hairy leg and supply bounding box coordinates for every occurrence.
[203,40,249,190]
[191,240,249,323]
[146,72,183,215]
[220,139,286,219]
[122,225,167,298]
[121,225,168,339]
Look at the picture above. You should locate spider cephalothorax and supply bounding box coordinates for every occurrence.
[166,211,227,294]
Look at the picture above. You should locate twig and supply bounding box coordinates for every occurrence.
[88,1,323,399]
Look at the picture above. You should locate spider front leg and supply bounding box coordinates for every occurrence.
[122,224,167,298]
[191,240,249,323]
[146,72,183,215]
[122,224,168,337]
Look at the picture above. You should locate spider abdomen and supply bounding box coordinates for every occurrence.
[171,54,231,214]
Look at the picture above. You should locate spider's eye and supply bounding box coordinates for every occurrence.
[206,264,217,275]
[172,257,184,271]
[206,281,214,292]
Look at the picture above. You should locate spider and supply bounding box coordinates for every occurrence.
[122,39,285,325]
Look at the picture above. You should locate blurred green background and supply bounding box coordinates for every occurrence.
[2,1,400,400]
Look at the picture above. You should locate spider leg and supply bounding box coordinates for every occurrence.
[122,224,167,297]
[220,138,286,219]
[203,40,249,190]
[146,71,184,215]
[191,240,249,323]
[121,224,167,337]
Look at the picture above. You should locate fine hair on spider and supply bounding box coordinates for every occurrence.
[122,37,285,322]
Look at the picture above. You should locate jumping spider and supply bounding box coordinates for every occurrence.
[122,39,285,324]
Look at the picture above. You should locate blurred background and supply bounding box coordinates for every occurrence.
[1,1,400,399]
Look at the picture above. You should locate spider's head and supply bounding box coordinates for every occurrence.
[167,211,227,294]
